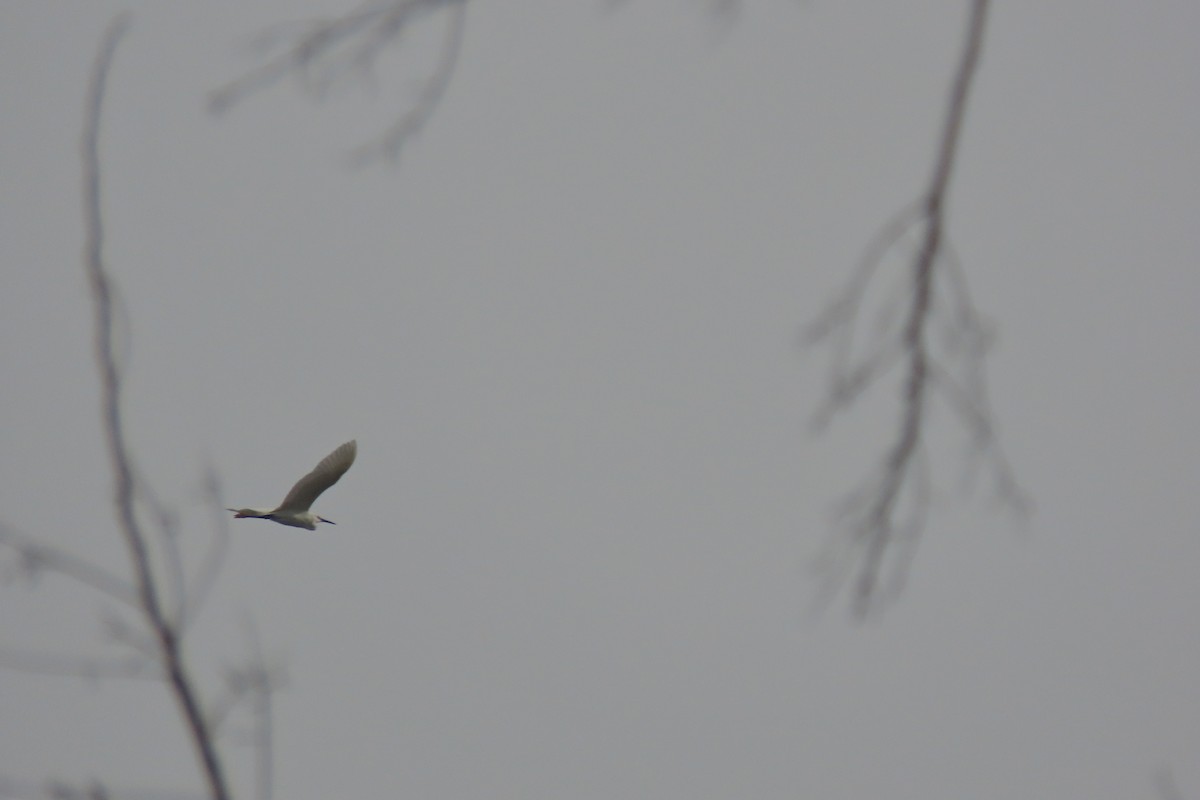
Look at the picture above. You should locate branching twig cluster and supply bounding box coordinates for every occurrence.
[0,15,277,800]
[209,0,469,165]
[808,0,1028,617]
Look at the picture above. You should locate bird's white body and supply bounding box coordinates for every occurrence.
[228,440,357,530]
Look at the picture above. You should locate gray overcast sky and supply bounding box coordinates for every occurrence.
[2,2,1199,798]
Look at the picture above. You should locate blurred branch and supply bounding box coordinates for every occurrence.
[136,470,189,628]
[82,14,231,800]
[348,0,466,165]
[1155,766,1188,800]
[0,524,139,608]
[245,620,278,800]
[44,780,107,800]
[0,646,156,681]
[0,775,207,800]
[808,0,1028,616]
[207,621,284,800]
[209,0,469,164]
[180,467,231,631]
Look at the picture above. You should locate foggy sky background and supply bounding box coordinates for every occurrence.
[2,2,1199,798]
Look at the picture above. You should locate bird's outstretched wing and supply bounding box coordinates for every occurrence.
[277,439,357,513]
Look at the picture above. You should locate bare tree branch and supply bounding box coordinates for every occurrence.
[205,620,284,800]
[805,201,924,429]
[0,646,156,682]
[134,470,189,628]
[809,0,1026,616]
[179,468,231,630]
[243,620,277,800]
[0,524,139,608]
[82,14,231,800]
[209,0,469,164]
[346,0,466,165]
[0,775,207,800]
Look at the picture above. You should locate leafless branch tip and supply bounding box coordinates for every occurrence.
[806,0,1028,617]
[210,0,468,165]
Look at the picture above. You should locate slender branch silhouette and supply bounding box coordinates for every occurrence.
[3,18,280,799]
[809,0,1028,616]
[81,15,232,800]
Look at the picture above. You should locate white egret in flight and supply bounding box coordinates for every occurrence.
[228,440,357,530]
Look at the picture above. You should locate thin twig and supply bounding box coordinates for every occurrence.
[209,4,398,112]
[205,621,284,800]
[181,467,231,629]
[0,775,207,800]
[347,0,467,164]
[243,619,275,800]
[0,524,139,608]
[0,646,157,681]
[136,470,189,628]
[210,0,468,165]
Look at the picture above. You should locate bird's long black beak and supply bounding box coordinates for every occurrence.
[319,516,336,525]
